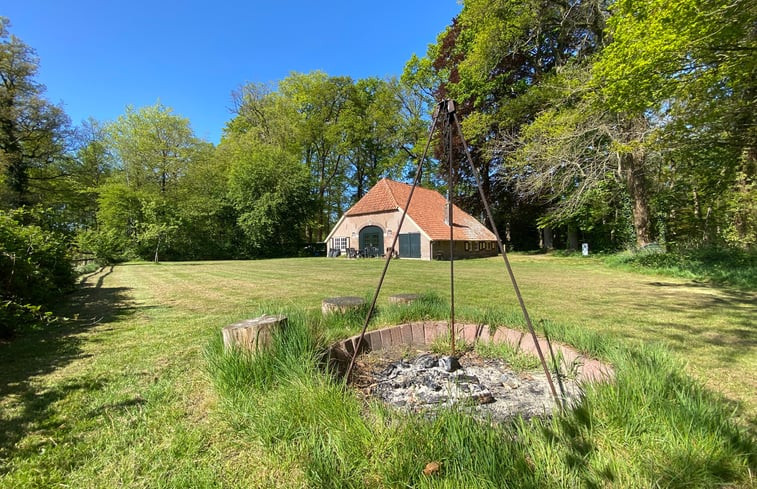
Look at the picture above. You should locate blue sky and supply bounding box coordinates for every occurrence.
[4,1,461,144]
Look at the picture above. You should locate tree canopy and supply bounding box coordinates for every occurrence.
[0,4,755,334]
[0,17,71,208]
[405,0,756,250]
[1,2,755,271]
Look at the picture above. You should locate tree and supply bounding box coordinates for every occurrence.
[511,69,656,248]
[68,118,115,227]
[279,72,353,241]
[0,17,71,208]
[340,77,407,200]
[107,103,198,194]
[515,0,756,249]
[170,141,240,260]
[402,0,610,247]
[93,181,142,259]
[227,82,301,153]
[227,72,418,244]
[593,0,756,247]
[91,103,210,261]
[34,118,115,232]
[224,141,312,256]
[137,196,180,263]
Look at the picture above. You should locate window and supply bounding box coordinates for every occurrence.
[473,242,479,251]
[332,237,349,250]
[464,241,470,251]
[480,241,486,250]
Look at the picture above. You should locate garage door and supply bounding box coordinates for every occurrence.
[399,233,421,258]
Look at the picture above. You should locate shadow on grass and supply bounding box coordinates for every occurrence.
[0,266,135,467]
[540,349,757,487]
[625,281,757,352]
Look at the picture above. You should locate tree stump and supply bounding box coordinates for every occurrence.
[388,293,419,305]
[322,296,365,315]
[222,314,287,353]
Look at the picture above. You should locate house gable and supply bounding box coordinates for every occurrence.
[342,178,496,242]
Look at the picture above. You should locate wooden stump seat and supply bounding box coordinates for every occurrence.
[322,296,365,314]
[388,293,419,305]
[222,314,287,353]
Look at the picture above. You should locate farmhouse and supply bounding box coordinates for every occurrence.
[325,178,498,260]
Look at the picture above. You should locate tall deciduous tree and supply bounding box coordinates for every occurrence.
[517,0,756,248]
[95,103,209,261]
[279,72,353,241]
[403,0,610,247]
[594,0,756,247]
[108,103,197,194]
[68,118,114,227]
[341,77,407,200]
[224,141,312,257]
[0,17,70,208]
[227,72,417,244]
[511,66,656,248]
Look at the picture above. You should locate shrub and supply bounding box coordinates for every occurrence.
[75,227,129,264]
[0,209,74,337]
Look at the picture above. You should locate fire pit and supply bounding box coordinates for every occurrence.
[352,349,579,422]
[328,321,612,422]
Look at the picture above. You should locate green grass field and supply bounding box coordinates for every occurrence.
[1,256,755,487]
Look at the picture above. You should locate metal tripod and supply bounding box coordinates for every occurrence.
[344,99,561,407]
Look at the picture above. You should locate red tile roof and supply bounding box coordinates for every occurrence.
[345,178,497,241]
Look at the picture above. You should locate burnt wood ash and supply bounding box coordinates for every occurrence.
[361,351,580,423]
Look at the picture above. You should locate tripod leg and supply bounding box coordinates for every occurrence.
[451,109,562,407]
[344,104,444,383]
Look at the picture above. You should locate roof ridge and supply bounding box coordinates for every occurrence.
[383,178,406,209]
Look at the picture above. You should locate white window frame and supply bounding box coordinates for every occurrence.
[332,237,349,250]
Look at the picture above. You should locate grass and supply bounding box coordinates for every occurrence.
[474,340,542,372]
[205,313,754,487]
[602,246,757,290]
[0,256,755,487]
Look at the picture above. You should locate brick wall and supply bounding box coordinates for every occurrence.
[430,240,499,260]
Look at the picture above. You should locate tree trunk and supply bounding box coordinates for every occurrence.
[154,235,161,263]
[567,225,579,251]
[541,227,554,250]
[732,146,756,246]
[621,152,652,247]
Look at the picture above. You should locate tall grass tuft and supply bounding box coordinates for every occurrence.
[205,309,324,402]
[375,291,449,326]
[206,305,756,487]
[533,343,757,487]
[603,246,757,290]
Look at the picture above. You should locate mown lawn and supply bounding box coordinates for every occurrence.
[0,256,755,487]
